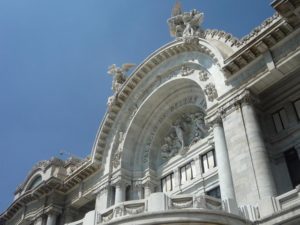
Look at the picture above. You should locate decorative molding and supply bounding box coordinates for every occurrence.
[238,13,280,47]
[199,70,209,81]
[204,29,241,48]
[204,83,218,102]
[180,65,195,76]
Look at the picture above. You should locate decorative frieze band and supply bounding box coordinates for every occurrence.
[218,90,257,118]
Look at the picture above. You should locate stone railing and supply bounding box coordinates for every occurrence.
[65,210,95,225]
[98,193,222,224]
[274,185,300,211]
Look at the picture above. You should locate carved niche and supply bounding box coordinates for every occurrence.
[160,112,207,162]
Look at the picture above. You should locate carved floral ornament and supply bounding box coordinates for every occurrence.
[204,83,218,102]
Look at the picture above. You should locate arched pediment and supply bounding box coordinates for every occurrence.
[92,39,229,174]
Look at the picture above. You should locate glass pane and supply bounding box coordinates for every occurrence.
[167,175,172,191]
[162,179,167,192]
[202,155,209,173]
[294,100,300,120]
[207,151,215,169]
[186,164,192,180]
[279,109,288,128]
[181,166,187,184]
[191,161,196,178]
[272,113,283,132]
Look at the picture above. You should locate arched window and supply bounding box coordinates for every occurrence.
[27,175,42,191]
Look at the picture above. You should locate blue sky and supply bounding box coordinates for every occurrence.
[0,0,274,212]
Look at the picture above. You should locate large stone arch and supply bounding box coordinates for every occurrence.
[121,78,207,174]
[92,39,228,176]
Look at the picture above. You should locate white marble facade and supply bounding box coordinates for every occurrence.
[2,1,300,225]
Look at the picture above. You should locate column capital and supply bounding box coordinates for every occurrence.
[239,90,258,106]
[214,89,259,119]
[206,113,222,128]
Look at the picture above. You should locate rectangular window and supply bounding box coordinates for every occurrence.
[161,173,174,192]
[284,148,300,188]
[272,108,288,133]
[201,150,216,173]
[180,161,195,185]
[293,99,300,120]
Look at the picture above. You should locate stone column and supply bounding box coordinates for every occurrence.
[46,213,57,225]
[34,217,43,225]
[212,116,238,214]
[95,185,109,212]
[241,97,276,199]
[115,182,126,204]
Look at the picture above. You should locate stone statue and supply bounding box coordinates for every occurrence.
[107,63,135,93]
[168,5,204,42]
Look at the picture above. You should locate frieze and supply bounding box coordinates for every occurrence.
[238,13,280,47]
[204,29,241,48]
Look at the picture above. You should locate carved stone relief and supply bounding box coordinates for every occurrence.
[143,96,201,164]
[160,112,207,162]
[180,65,195,76]
[204,83,218,102]
[112,132,125,169]
[199,70,209,81]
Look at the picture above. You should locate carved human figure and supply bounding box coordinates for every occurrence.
[107,64,135,93]
[194,112,206,139]
[172,120,184,149]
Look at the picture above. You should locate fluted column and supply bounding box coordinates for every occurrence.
[241,96,276,199]
[211,116,238,214]
[46,213,57,225]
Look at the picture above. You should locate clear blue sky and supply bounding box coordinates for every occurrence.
[0,0,274,212]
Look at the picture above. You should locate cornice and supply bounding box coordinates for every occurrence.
[223,13,296,77]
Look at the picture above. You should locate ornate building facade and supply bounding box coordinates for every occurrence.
[1,0,300,224]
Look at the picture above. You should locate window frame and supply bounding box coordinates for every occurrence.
[272,108,288,133]
[201,149,216,173]
[161,172,174,192]
[180,161,194,185]
[293,99,300,121]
